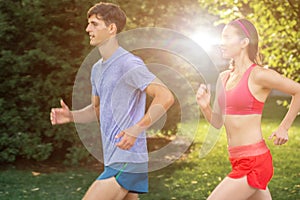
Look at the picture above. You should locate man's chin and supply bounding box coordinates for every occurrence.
[90,41,105,47]
[89,42,98,46]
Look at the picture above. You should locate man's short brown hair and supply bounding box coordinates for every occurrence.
[87,2,126,33]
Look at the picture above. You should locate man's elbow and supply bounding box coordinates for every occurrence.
[164,91,175,109]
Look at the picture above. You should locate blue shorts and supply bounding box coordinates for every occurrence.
[97,162,148,194]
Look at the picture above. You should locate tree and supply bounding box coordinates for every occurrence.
[0,0,88,162]
[198,0,300,82]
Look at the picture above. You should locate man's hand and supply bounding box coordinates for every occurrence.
[115,125,144,150]
[115,131,137,150]
[50,99,73,125]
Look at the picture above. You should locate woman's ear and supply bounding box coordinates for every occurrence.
[241,38,250,48]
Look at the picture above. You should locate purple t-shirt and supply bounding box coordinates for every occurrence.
[91,47,156,166]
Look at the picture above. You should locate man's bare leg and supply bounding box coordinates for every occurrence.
[83,177,128,200]
[123,192,139,200]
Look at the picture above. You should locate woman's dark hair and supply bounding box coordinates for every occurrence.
[228,19,262,66]
[87,2,127,34]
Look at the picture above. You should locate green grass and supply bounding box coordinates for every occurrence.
[0,97,299,200]
[1,119,299,200]
[0,169,95,199]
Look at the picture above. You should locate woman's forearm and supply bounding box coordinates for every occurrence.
[279,94,300,130]
[200,106,223,129]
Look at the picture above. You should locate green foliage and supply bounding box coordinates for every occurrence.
[198,0,300,81]
[0,0,89,162]
[64,145,90,166]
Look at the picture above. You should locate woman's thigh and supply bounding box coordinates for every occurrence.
[247,187,272,200]
[82,177,128,200]
[207,176,257,200]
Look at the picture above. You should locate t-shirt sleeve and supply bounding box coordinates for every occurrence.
[124,58,156,91]
[90,64,99,96]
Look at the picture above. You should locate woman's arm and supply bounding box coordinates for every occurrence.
[196,74,225,129]
[254,68,300,145]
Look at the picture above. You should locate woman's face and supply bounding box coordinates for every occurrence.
[220,25,245,59]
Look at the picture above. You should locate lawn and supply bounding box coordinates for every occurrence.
[0,97,299,200]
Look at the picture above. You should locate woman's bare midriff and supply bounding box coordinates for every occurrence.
[224,114,264,147]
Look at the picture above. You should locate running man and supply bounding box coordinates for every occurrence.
[50,2,174,200]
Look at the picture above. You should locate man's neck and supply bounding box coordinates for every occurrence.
[98,37,119,61]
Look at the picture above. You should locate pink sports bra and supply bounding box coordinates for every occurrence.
[220,64,264,115]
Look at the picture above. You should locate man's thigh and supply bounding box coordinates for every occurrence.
[123,192,139,200]
[83,177,128,200]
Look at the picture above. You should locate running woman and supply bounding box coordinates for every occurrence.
[196,18,300,200]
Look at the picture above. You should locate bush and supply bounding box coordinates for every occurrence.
[0,0,88,163]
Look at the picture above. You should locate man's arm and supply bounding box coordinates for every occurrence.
[137,78,174,129]
[50,96,100,125]
[116,78,174,150]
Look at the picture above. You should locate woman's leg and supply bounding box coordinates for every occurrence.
[247,187,272,200]
[207,176,257,200]
[82,177,128,200]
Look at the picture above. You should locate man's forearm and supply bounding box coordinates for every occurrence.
[71,104,99,123]
[137,92,174,130]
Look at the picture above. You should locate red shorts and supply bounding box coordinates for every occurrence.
[228,140,274,190]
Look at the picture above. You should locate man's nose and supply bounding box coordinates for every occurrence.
[86,24,91,32]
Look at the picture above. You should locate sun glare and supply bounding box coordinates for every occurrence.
[189,30,220,52]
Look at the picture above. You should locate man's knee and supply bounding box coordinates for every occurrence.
[123,192,138,200]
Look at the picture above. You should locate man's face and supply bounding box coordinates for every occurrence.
[85,14,111,46]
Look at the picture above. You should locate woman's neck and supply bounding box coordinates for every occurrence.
[232,55,253,74]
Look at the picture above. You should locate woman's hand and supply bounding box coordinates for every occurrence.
[196,84,211,109]
[269,126,289,145]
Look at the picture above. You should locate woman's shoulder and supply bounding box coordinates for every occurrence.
[251,65,277,81]
[251,65,286,90]
[219,69,231,80]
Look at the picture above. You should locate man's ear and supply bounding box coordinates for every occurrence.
[108,23,118,34]
[241,38,250,48]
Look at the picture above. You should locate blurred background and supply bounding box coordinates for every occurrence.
[0,0,299,199]
[0,0,299,173]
